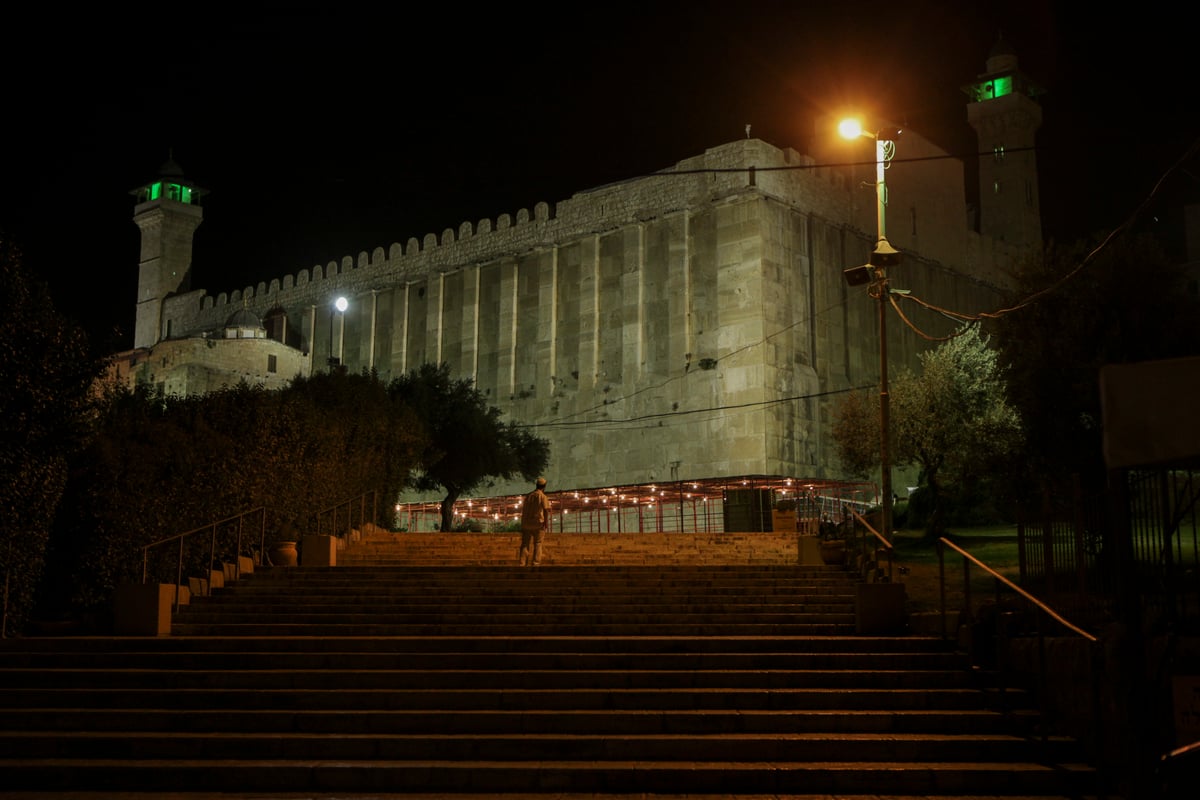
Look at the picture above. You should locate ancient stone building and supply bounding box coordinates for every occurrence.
[113,43,1042,502]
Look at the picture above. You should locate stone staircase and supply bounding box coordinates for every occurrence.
[0,531,1105,797]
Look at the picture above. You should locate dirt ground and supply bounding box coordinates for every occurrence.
[886,532,1023,617]
[894,561,948,612]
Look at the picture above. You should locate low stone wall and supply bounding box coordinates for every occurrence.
[340,530,822,567]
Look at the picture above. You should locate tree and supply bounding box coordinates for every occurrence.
[392,363,550,533]
[43,370,426,624]
[993,230,1200,486]
[0,236,107,635]
[833,323,1023,538]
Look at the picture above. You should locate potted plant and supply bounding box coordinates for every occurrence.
[266,518,300,567]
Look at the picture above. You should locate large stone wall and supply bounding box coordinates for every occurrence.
[154,138,1013,497]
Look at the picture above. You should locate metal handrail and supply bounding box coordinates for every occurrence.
[1159,737,1200,798]
[936,535,1104,776]
[936,536,1097,641]
[141,507,267,612]
[2,539,10,638]
[312,490,379,538]
[848,508,894,582]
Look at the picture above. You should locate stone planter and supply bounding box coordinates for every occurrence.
[114,583,189,636]
[267,540,298,567]
[301,535,337,567]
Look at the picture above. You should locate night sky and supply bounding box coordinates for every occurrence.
[3,1,1197,350]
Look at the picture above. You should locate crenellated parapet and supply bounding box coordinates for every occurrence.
[156,135,1002,373]
[167,143,836,340]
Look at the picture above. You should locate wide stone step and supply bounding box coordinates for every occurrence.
[0,640,969,673]
[0,667,975,690]
[219,577,856,592]
[0,686,1006,711]
[0,707,1036,735]
[167,621,859,636]
[204,585,858,598]
[182,602,857,616]
[0,730,1080,763]
[0,650,965,671]
[245,565,852,578]
[0,634,954,654]
[171,610,855,625]
[252,562,846,572]
[0,757,1100,795]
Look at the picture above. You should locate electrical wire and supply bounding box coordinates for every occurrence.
[528,384,873,431]
[890,135,1200,326]
[545,295,852,425]
[887,291,963,343]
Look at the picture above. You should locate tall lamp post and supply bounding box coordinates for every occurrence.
[328,295,348,370]
[839,118,901,543]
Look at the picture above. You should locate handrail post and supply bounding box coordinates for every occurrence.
[937,540,947,640]
[962,555,972,624]
[235,514,244,580]
[995,577,1008,714]
[2,567,9,639]
[174,537,184,613]
[992,605,1006,713]
[1037,629,1049,748]
[1090,638,1106,785]
[208,522,217,587]
[258,507,266,568]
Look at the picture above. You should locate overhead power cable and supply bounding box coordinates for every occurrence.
[891,135,1200,327]
[525,384,872,431]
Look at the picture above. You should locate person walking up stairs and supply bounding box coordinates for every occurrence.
[518,476,551,566]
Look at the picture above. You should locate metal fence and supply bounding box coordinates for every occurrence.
[1017,469,1200,633]
[1121,468,1200,630]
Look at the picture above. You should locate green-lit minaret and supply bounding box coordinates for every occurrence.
[964,35,1044,254]
[130,153,205,349]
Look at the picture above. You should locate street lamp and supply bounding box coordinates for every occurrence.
[840,118,901,543]
[328,295,348,369]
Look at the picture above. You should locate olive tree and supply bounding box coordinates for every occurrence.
[833,323,1022,538]
[392,363,550,533]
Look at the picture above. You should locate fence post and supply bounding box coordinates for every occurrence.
[175,537,184,613]
[937,540,947,639]
[208,522,218,584]
[1041,488,1056,595]
[1072,475,1088,599]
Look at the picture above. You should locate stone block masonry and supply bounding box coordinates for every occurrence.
[152,137,1013,498]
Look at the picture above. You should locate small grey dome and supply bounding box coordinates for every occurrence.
[225,308,263,329]
[157,156,186,179]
